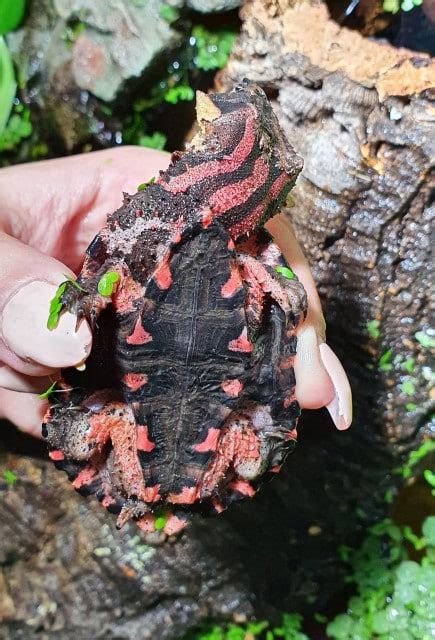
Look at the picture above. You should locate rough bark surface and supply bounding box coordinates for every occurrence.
[1,2,433,638]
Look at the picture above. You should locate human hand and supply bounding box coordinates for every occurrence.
[0,147,351,437]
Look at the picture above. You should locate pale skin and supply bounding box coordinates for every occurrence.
[0,147,352,438]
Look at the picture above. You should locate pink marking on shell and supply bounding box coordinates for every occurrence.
[228,202,264,239]
[228,478,256,497]
[136,514,156,533]
[126,318,153,345]
[136,425,155,452]
[228,328,253,353]
[220,379,243,397]
[49,450,64,461]
[221,263,242,298]
[101,495,115,508]
[194,427,220,453]
[72,466,96,489]
[122,373,148,391]
[154,256,172,290]
[143,484,161,502]
[201,208,213,228]
[168,485,199,505]
[113,276,143,314]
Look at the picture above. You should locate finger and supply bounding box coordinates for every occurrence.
[0,231,92,376]
[266,212,352,429]
[0,388,46,438]
[0,147,170,270]
[0,364,56,393]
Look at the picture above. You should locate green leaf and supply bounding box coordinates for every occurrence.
[2,469,17,485]
[422,516,435,546]
[400,379,416,396]
[164,85,194,104]
[415,330,435,349]
[423,469,435,489]
[275,265,296,280]
[366,319,380,339]
[47,282,67,330]
[378,348,393,372]
[159,4,179,23]
[97,271,120,296]
[137,177,155,191]
[38,380,57,400]
[192,25,236,72]
[402,357,415,374]
[137,131,167,149]
[0,0,26,35]
[0,36,16,134]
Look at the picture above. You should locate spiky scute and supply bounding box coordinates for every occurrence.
[44,81,306,536]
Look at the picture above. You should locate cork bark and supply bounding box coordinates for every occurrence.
[1,2,433,637]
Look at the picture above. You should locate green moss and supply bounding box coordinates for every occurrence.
[378,349,393,372]
[383,0,422,12]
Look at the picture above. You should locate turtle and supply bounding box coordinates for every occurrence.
[43,80,307,536]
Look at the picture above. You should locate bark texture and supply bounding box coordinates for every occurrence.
[1,2,434,638]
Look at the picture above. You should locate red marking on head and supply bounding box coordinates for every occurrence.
[228,202,264,238]
[209,157,268,216]
[221,263,243,298]
[122,372,148,391]
[160,110,256,194]
[201,208,213,228]
[126,317,153,345]
[269,171,290,200]
[49,450,64,461]
[227,239,235,250]
[113,276,143,313]
[43,407,52,422]
[194,427,220,453]
[153,255,172,290]
[228,328,253,353]
[172,231,182,244]
[136,425,155,452]
[168,485,199,505]
[228,478,256,497]
[134,208,142,217]
[220,379,243,397]
[164,514,188,536]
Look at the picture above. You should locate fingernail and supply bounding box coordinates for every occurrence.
[1,281,92,369]
[319,343,352,430]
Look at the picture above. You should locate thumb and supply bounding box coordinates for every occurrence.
[0,231,92,377]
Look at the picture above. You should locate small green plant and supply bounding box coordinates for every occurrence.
[378,349,393,372]
[38,380,57,400]
[159,4,180,24]
[192,25,237,72]
[137,177,155,191]
[164,85,194,104]
[366,319,380,339]
[275,266,296,280]
[183,615,308,640]
[97,271,120,296]
[383,0,422,13]
[138,131,167,149]
[2,469,17,486]
[415,329,435,350]
[47,282,67,330]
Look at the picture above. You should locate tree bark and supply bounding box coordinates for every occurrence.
[1,2,433,637]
